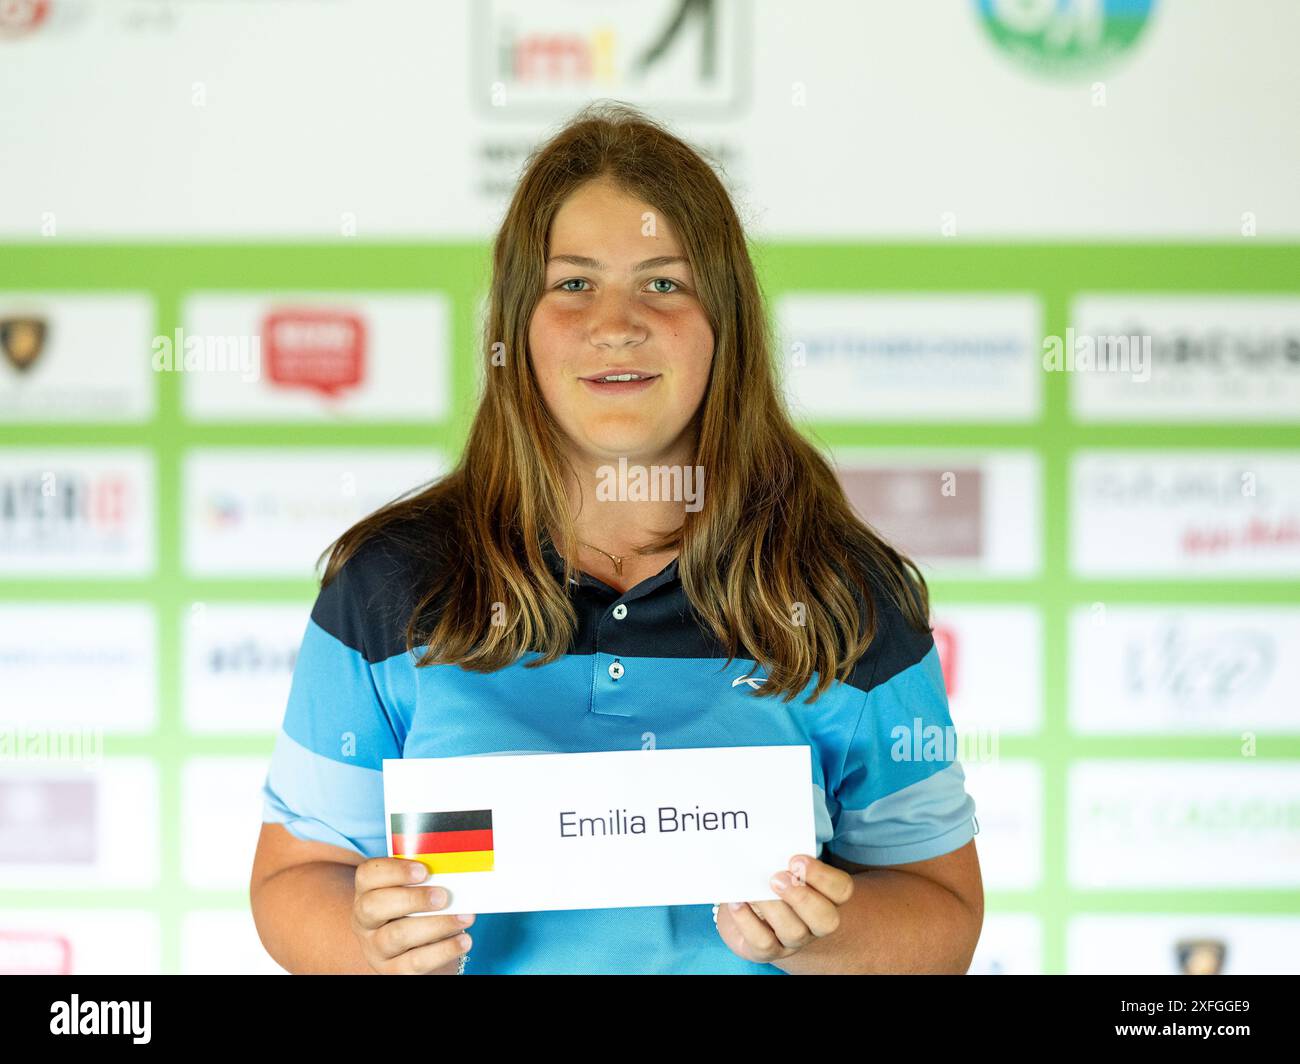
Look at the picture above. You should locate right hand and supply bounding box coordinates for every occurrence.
[351,857,476,974]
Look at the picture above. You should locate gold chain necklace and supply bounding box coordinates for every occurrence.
[579,541,628,575]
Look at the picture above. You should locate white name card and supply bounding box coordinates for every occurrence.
[382,745,817,916]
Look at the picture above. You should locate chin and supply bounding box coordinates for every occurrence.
[582,440,659,463]
[577,423,662,459]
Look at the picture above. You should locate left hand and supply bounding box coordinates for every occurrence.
[713,854,855,964]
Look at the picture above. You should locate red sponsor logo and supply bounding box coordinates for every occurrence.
[1181,518,1300,556]
[90,474,130,527]
[0,0,49,38]
[0,930,73,974]
[261,308,366,398]
[932,623,958,697]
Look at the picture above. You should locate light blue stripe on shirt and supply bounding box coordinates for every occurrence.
[261,727,388,858]
[829,644,977,865]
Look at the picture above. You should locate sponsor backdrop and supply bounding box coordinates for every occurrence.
[2,0,1299,974]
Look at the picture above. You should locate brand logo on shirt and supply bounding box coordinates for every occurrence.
[731,675,766,690]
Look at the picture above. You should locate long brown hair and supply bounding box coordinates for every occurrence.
[320,100,931,703]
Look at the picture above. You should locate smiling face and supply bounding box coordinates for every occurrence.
[528,176,715,468]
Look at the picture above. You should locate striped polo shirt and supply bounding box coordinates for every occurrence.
[260,518,978,975]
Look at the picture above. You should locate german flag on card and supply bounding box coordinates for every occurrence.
[391,809,494,874]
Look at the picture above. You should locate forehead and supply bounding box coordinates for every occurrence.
[548,179,684,255]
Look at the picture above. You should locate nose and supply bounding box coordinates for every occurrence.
[586,288,647,349]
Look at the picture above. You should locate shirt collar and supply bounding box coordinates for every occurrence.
[539,537,681,594]
[540,538,572,582]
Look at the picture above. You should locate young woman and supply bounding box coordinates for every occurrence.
[249,102,982,975]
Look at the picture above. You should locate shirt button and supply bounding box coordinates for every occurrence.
[612,604,628,620]
[608,660,624,680]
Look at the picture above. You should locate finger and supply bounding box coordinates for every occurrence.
[712,902,753,960]
[768,870,841,938]
[788,854,855,906]
[355,883,458,929]
[747,896,815,949]
[356,856,431,894]
[727,901,786,960]
[374,912,473,961]
[392,930,473,975]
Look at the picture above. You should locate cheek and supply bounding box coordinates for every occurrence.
[656,306,710,359]
[532,305,590,373]
[677,324,714,404]
[526,310,548,365]
[527,309,566,386]
[681,366,711,416]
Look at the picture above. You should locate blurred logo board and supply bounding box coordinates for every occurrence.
[1071,451,1300,577]
[183,604,308,733]
[835,450,1041,577]
[0,761,158,889]
[0,913,160,975]
[778,293,1042,421]
[1070,295,1300,421]
[932,606,1042,734]
[182,449,446,577]
[975,0,1158,80]
[0,604,156,732]
[180,293,450,421]
[473,0,750,117]
[1070,606,1300,733]
[962,760,1042,891]
[0,294,154,421]
[1069,761,1300,889]
[0,450,155,576]
[1069,916,1300,975]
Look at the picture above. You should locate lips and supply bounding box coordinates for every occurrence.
[579,368,659,383]
[579,367,661,394]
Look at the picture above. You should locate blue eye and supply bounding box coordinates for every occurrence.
[553,277,683,294]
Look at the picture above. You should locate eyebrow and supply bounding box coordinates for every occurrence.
[546,254,689,272]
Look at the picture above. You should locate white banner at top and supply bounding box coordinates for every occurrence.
[1,0,1297,239]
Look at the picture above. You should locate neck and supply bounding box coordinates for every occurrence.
[559,433,696,556]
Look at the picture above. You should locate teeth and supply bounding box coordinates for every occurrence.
[598,373,645,382]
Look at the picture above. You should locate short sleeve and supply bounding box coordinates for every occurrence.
[827,592,977,867]
[259,537,412,860]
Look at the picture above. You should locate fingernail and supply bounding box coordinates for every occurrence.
[428,887,447,907]
[790,859,807,882]
[729,902,744,912]
[457,913,475,925]
[770,873,789,893]
[409,862,427,881]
